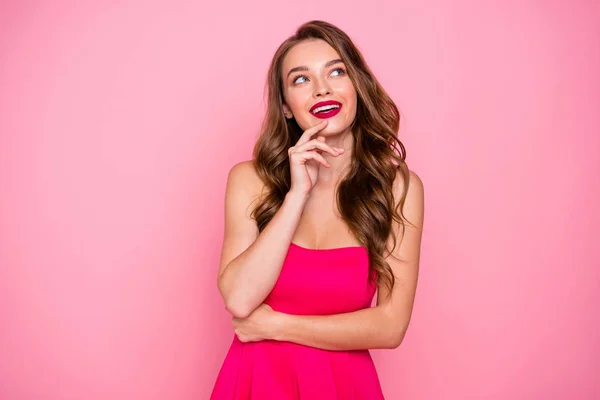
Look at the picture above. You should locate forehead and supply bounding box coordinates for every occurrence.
[282,39,341,74]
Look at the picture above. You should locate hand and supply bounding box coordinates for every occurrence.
[288,119,345,195]
[232,303,283,343]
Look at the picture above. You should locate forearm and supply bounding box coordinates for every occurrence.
[274,305,408,351]
[219,192,308,318]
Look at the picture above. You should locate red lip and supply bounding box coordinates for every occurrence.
[310,100,342,113]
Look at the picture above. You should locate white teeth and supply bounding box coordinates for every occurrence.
[312,104,340,113]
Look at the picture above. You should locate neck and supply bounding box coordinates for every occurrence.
[316,128,355,186]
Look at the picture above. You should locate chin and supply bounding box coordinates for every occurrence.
[317,123,336,133]
[325,121,352,134]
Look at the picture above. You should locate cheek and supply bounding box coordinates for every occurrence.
[289,100,305,115]
[285,88,309,109]
[336,84,357,107]
[347,97,357,115]
[341,92,357,117]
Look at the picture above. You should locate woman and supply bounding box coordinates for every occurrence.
[211,20,424,399]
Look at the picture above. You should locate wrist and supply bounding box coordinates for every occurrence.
[282,192,309,217]
[271,311,293,342]
[285,190,310,204]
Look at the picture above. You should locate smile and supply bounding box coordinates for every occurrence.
[310,100,342,119]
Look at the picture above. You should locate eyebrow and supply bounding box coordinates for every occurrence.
[286,58,344,78]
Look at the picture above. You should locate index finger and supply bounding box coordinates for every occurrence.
[296,120,328,146]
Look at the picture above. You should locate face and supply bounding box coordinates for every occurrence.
[280,39,357,136]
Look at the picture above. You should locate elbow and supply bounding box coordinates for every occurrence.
[380,307,410,349]
[386,331,405,349]
[225,299,253,319]
[218,276,253,318]
[385,324,408,349]
[218,274,260,319]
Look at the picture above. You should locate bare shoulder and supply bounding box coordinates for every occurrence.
[393,167,425,228]
[226,160,267,205]
[218,160,266,278]
[378,168,425,330]
[227,159,264,192]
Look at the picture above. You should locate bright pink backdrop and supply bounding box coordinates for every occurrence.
[1,1,598,399]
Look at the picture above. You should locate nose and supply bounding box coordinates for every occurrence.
[313,78,332,98]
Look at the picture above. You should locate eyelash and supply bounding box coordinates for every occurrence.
[292,67,346,85]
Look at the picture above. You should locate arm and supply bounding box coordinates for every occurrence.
[217,161,308,319]
[236,170,424,350]
[276,170,424,350]
[275,304,401,351]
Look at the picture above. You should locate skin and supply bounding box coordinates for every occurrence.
[281,38,357,186]
[228,39,425,351]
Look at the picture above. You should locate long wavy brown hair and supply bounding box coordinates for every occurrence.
[251,20,413,294]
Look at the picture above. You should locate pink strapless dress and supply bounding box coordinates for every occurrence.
[210,242,385,399]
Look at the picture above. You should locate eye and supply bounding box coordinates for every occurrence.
[293,74,308,84]
[331,67,346,77]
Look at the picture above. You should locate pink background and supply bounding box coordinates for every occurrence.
[1,1,599,399]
